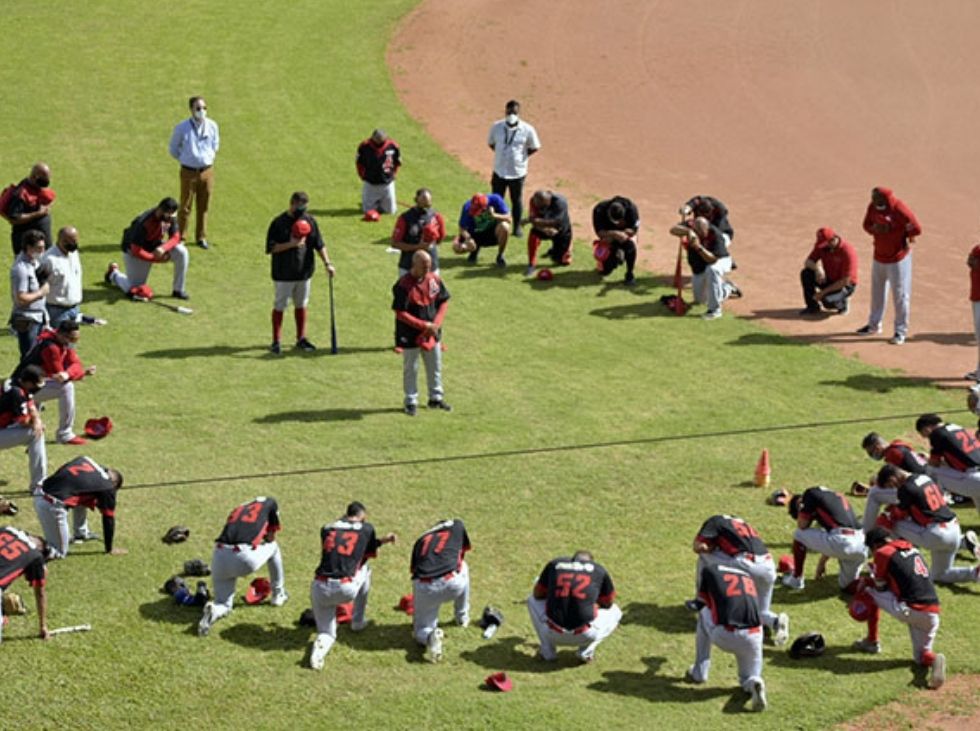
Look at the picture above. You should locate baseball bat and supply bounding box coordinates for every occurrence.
[132,296,193,316]
[49,624,92,636]
[328,276,338,354]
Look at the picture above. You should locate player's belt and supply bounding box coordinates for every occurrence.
[316,575,353,584]
[41,494,63,506]
[546,618,590,635]
[417,570,456,584]
[833,528,857,535]
[216,542,255,552]
[724,625,762,634]
[181,164,212,172]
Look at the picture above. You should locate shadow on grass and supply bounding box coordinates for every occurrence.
[220,621,312,651]
[343,621,420,658]
[590,300,684,320]
[138,344,391,359]
[772,579,849,605]
[459,635,567,673]
[620,602,693,634]
[138,596,203,627]
[818,374,935,393]
[255,407,403,424]
[766,643,920,679]
[588,656,750,711]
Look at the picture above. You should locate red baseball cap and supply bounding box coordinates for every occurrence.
[38,188,56,205]
[336,602,353,624]
[469,194,488,216]
[815,227,836,245]
[484,672,513,692]
[244,577,272,605]
[397,594,415,615]
[849,592,876,622]
[536,268,554,281]
[292,219,312,238]
[777,554,795,574]
[84,416,113,440]
[362,209,380,222]
[593,241,611,262]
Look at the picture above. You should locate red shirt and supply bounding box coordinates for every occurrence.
[862,188,922,264]
[807,239,859,286]
[969,245,980,302]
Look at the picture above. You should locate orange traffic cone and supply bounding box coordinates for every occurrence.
[754,449,771,487]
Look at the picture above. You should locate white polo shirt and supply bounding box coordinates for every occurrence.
[488,119,540,179]
[42,246,83,307]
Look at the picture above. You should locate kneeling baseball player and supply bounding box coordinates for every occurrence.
[33,456,126,557]
[850,527,946,689]
[308,501,396,670]
[198,496,287,637]
[0,525,55,641]
[106,197,190,301]
[687,563,767,712]
[527,550,621,664]
[410,518,471,663]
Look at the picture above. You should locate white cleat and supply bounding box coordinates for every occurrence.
[750,679,768,712]
[270,590,289,607]
[774,613,790,646]
[198,601,216,637]
[928,653,946,689]
[426,628,444,663]
[781,574,805,590]
[310,634,331,671]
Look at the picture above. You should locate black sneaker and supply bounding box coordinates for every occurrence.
[495,255,507,268]
[197,239,210,250]
[512,226,523,238]
[296,338,316,352]
[624,272,636,286]
[466,250,479,264]
[427,399,452,412]
[404,403,417,416]
[728,281,743,298]
[269,341,281,355]
[172,290,190,300]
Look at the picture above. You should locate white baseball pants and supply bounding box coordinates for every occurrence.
[113,246,189,295]
[862,485,898,532]
[794,527,866,588]
[527,595,622,662]
[273,279,311,311]
[412,561,470,645]
[402,346,443,406]
[928,466,980,513]
[690,607,763,692]
[32,495,89,557]
[310,564,371,657]
[866,256,912,337]
[362,182,396,214]
[691,256,734,313]
[0,425,47,490]
[893,519,977,584]
[869,588,939,664]
[33,379,78,443]
[208,541,284,621]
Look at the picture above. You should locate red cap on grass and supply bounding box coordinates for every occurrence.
[397,594,415,615]
[536,268,554,281]
[777,554,795,574]
[292,219,312,238]
[363,209,380,222]
[484,672,513,692]
[244,577,272,605]
[84,416,113,440]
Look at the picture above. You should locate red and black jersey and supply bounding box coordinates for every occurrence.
[410,519,471,580]
[215,497,281,548]
[0,526,46,590]
[897,474,955,526]
[696,564,761,629]
[536,557,615,632]
[927,424,980,471]
[799,487,859,530]
[686,195,733,240]
[695,515,769,557]
[12,329,85,382]
[0,381,35,429]
[872,539,939,612]
[392,207,445,271]
[882,440,928,475]
[315,519,381,579]
[392,272,450,348]
[121,208,181,259]
[42,457,119,552]
[265,211,325,282]
[686,221,729,274]
[356,138,401,185]
[5,179,52,252]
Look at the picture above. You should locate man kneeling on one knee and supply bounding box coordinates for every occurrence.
[800,227,858,316]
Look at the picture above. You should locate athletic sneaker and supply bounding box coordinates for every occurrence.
[426,628,444,663]
[404,403,417,417]
[427,399,452,412]
[684,599,701,612]
[702,309,722,321]
[310,634,331,670]
[928,653,946,689]
[512,226,523,238]
[296,338,316,352]
[964,370,980,381]
[466,250,479,264]
[495,255,507,269]
[456,613,469,628]
[624,272,636,286]
[852,638,881,654]
[781,574,805,590]
[270,590,289,607]
[685,666,704,684]
[890,333,906,345]
[963,530,980,560]
[72,530,100,543]
[774,613,790,646]
[171,290,190,300]
[524,265,536,277]
[728,281,743,299]
[62,436,88,446]
[269,341,281,355]
[749,679,767,712]
[104,262,119,284]
[856,324,882,335]
[837,298,850,315]
[198,601,216,637]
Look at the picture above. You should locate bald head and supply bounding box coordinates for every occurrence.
[57,226,79,253]
[692,216,711,239]
[30,162,50,188]
[410,249,432,278]
[531,190,552,210]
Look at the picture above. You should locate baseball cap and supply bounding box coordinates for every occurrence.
[38,188,56,205]
[244,577,272,604]
[849,592,875,622]
[362,209,381,222]
[469,194,488,216]
[84,416,113,440]
[397,594,415,615]
[777,554,795,574]
[292,219,312,238]
[815,227,836,244]
[536,268,554,281]
[484,672,513,692]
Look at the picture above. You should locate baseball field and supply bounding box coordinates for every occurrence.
[1,1,977,729]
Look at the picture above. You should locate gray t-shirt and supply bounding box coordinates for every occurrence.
[10,254,46,322]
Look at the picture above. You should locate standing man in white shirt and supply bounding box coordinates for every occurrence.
[41,227,105,328]
[487,100,540,238]
[168,96,220,250]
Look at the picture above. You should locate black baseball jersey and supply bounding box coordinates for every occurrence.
[121,208,180,255]
[410,519,471,580]
[927,424,980,471]
[530,193,572,237]
[356,138,401,185]
[695,515,768,557]
[686,221,729,274]
[872,539,939,611]
[215,497,281,548]
[799,487,859,530]
[42,457,119,552]
[392,206,443,271]
[696,564,761,629]
[882,440,928,474]
[686,195,733,239]
[0,381,34,428]
[265,211,325,281]
[536,557,615,631]
[392,272,450,347]
[315,519,381,579]
[592,196,639,236]
[5,179,52,253]
[0,526,46,590]
[897,474,955,526]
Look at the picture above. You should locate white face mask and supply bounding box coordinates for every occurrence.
[505,113,519,126]
[193,109,207,121]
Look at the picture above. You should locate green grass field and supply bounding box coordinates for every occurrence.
[0,2,976,729]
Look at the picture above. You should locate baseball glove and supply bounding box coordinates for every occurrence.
[163,575,187,596]
[161,525,191,544]
[2,591,27,615]
[297,608,316,627]
[850,481,870,497]
[0,496,18,516]
[478,605,504,630]
[182,558,211,577]
[767,488,790,507]
[789,632,826,659]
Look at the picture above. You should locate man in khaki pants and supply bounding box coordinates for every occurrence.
[169,96,220,250]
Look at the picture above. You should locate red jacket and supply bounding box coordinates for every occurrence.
[862,187,921,264]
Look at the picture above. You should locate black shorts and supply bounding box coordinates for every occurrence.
[473,226,499,249]
[535,228,573,260]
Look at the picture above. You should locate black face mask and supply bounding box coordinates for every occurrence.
[64,243,79,253]
[34,177,50,188]
[294,206,308,215]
